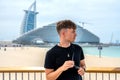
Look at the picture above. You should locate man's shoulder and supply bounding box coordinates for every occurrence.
[72,43,82,49]
[47,45,58,54]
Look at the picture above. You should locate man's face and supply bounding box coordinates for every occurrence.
[64,28,77,42]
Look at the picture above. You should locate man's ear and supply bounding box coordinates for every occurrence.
[60,29,68,38]
[60,29,66,36]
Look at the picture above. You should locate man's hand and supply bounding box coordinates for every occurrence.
[60,60,74,71]
[78,67,85,76]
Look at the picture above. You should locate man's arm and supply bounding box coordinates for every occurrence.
[80,59,86,70]
[45,60,74,80]
[45,67,63,80]
[77,59,86,76]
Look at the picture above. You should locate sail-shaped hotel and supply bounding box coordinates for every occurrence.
[13,1,100,45]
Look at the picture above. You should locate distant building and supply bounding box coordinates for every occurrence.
[21,1,38,35]
[13,1,100,45]
[14,23,100,44]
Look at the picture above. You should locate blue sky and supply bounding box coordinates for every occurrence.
[0,0,120,43]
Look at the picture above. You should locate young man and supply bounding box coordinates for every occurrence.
[44,20,86,80]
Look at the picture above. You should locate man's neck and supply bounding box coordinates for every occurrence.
[58,41,71,48]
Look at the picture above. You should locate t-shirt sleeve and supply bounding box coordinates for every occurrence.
[80,47,85,60]
[44,50,55,69]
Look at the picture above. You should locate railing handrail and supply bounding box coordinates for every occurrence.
[0,67,45,72]
[0,67,120,73]
[86,67,120,73]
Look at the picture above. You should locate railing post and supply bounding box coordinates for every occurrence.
[9,72,11,80]
[89,72,91,80]
[34,72,36,80]
[95,73,97,80]
[40,73,42,80]
[2,72,4,80]
[15,72,17,80]
[28,72,30,80]
[108,73,110,80]
[102,73,104,80]
[21,72,23,80]
[115,73,117,80]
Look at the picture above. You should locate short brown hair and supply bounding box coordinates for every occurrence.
[56,20,76,34]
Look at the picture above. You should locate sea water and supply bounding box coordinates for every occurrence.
[82,46,120,58]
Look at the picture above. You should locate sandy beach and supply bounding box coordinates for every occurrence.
[85,54,120,67]
[0,47,49,67]
[0,47,120,67]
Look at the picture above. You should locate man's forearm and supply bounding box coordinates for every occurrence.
[46,67,63,80]
[46,60,74,80]
[80,60,86,71]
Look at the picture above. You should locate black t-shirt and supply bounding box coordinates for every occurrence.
[44,44,84,80]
